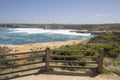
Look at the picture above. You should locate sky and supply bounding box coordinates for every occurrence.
[0,0,120,24]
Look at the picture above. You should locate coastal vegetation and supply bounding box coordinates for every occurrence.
[0,47,17,73]
[54,32,120,74]
[0,47,16,66]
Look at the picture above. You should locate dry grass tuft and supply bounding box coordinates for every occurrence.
[103,55,120,75]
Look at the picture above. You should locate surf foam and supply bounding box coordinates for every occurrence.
[9,28,91,36]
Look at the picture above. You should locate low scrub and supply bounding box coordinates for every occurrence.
[53,33,120,74]
[0,46,17,73]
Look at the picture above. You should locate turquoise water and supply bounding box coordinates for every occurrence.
[0,28,93,45]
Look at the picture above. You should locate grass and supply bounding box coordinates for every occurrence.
[103,56,120,75]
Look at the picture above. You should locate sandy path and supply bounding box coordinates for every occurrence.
[12,72,120,80]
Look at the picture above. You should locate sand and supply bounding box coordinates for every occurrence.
[5,39,89,53]
[12,72,120,80]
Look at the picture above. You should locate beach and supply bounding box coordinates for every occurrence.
[5,39,89,53]
[0,39,89,64]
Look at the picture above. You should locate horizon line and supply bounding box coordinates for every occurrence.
[0,22,120,25]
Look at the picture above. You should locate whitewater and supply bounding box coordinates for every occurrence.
[0,28,93,45]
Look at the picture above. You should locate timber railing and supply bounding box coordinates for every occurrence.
[45,48,104,73]
[0,50,46,79]
[0,48,104,79]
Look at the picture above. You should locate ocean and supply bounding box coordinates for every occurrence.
[0,27,93,45]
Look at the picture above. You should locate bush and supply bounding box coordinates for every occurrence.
[52,33,120,74]
[0,46,17,68]
[53,45,95,70]
[0,46,12,65]
[109,47,120,58]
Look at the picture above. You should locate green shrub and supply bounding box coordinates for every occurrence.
[52,33,120,72]
[108,47,120,58]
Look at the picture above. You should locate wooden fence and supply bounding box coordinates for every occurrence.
[45,48,104,73]
[0,48,104,79]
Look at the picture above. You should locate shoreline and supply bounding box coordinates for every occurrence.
[4,39,89,53]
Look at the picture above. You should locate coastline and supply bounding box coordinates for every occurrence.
[5,39,89,53]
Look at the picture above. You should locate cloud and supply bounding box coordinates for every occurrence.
[97,14,102,17]
[96,14,109,17]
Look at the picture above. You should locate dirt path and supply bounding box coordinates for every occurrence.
[12,71,120,80]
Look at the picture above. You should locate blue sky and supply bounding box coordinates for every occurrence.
[0,0,120,24]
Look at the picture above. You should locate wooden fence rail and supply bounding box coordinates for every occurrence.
[45,48,104,73]
[0,48,104,79]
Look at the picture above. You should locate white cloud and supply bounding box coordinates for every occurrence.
[97,14,102,17]
[96,14,109,17]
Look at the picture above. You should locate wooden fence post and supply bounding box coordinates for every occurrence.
[45,48,50,71]
[98,48,104,73]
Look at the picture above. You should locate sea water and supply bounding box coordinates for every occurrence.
[0,27,93,45]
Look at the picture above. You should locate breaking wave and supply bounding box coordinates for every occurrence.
[0,28,93,45]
